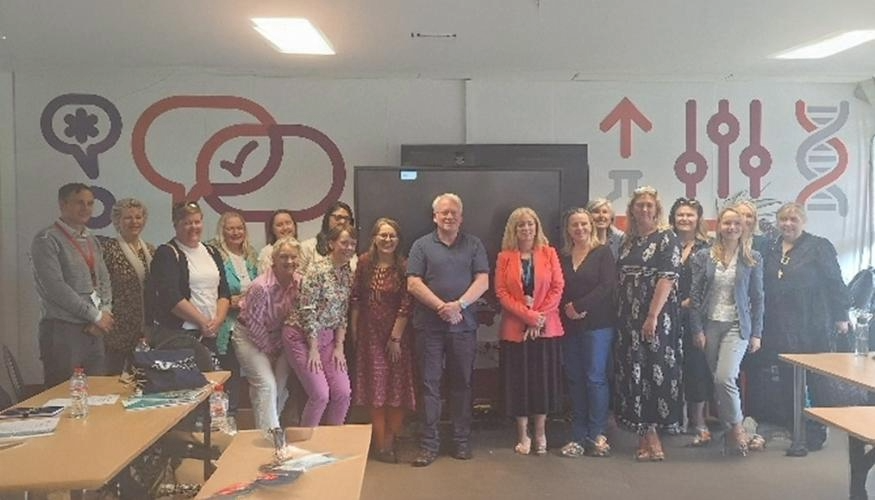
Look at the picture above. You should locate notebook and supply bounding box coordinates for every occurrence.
[0,406,65,419]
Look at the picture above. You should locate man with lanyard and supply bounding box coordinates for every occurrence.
[407,193,489,467]
[31,183,113,388]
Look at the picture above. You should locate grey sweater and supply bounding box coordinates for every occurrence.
[31,220,112,324]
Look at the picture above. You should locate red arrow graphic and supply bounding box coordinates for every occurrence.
[599,97,653,159]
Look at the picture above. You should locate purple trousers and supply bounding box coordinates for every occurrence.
[283,326,351,426]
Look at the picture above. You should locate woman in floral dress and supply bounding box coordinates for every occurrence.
[351,218,416,463]
[614,186,683,461]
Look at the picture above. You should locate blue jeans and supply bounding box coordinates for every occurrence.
[562,328,614,443]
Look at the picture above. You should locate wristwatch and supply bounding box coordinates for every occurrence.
[459,298,468,310]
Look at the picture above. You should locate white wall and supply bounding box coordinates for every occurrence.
[4,70,875,383]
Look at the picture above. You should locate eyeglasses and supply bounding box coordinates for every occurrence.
[377,233,398,240]
[675,198,700,207]
[330,213,351,222]
[633,186,658,195]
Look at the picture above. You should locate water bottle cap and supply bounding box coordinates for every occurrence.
[214,384,224,392]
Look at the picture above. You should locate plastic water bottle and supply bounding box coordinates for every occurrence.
[134,337,151,353]
[855,313,871,357]
[69,367,89,419]
[209,384,228,433]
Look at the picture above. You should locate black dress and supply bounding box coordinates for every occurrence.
[677,236,712,404]
[614,229,684,435]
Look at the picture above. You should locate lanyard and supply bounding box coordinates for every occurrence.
[54,222,97,287]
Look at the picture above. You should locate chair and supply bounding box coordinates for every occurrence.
[2,344,24,402]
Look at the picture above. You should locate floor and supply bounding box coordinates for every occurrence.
[359,419,869,500]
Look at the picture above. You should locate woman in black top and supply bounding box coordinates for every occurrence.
[558,208,617,458]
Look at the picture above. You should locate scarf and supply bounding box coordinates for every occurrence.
[117,236,152,285]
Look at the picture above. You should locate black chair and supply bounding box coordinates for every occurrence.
[1,344,24,402]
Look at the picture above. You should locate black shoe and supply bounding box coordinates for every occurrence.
[375,448,398,464]
[451,443,473,460]
[411,450,438,467]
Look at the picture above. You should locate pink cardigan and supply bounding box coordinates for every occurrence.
[494,245,565,342]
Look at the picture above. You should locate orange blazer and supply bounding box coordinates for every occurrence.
[495,245,565,342]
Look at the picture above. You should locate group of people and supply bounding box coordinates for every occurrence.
[31,182,849,468]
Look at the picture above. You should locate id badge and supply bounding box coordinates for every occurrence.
[90,290,101,308]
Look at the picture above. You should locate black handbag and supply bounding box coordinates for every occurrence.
[132,348,209,394]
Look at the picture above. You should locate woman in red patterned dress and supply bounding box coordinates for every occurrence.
[350,218,417,463]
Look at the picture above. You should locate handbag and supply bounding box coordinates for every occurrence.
[806,333,870,407]
[131,348,209,394]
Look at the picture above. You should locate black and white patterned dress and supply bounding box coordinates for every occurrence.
[614,229,684,435]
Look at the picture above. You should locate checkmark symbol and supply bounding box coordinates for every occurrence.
[220,140,259,177]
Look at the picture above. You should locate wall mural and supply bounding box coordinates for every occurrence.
[39,93,346,230]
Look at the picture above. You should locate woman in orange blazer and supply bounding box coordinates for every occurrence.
[496,207,565,456]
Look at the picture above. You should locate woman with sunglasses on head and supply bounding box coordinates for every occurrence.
[614,187,683,462]
[689,206,764,455]
[299,201,358,273]
[258,209,298,275]
[586,198,625,259]
[150,201,230,368]
[350,218,416,463]
[668,197,713,446]
[760,202,850,452]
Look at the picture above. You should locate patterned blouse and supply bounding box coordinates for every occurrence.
[237,267,300,355]
[290,258,354,338]
[96,236,155,353]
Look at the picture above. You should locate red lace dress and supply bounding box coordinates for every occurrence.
[351,255,417,410]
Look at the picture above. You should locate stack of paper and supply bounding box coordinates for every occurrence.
[122,387,210,411]
[0,417,60,439]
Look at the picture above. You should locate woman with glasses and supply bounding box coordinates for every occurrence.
[615,187,683,461]
[258,209,298,274]
[689,206,764,455]
[299,202,357,273]
[760,202,850,452]
[495,207,565,457]
[586,198,625,259]
[558,208,616,458]
[350,218,416,463]
[283,224,357,426]
[668,197,712,446]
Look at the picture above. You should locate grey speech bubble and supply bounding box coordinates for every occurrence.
[40,93,123,179]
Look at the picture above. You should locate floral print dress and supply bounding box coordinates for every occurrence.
[614,229,684,435]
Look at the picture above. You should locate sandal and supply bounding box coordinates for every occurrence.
[647,433,665,462]
[747,433,766,452]
[724,428,749,457]
[560,441,586,458]
[587,435,611,457]
[514,436,532,455]
[533,436,547,456]
[635,436,652,462]
[688,428,712,447]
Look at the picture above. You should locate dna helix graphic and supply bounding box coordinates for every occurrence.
[794,100,850,216]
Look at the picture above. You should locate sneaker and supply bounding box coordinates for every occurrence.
[411,450,438,467]
[451,443,473,460]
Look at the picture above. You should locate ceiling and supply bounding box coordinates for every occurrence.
[2,0,875,82]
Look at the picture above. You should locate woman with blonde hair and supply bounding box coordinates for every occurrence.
[558,208,617,457]
[689,206,764,455]
[586,198,625,258]
[210,211,260,416]
[734,200,768,254]
[495,207,565,456]
[614,186,683,461]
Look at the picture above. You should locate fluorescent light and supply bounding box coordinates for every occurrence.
[775,30,875,59]
[252,18,335,55]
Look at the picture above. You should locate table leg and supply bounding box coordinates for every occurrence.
[202,400,215,480]
[786,364,808,457]
[849,436,875,500]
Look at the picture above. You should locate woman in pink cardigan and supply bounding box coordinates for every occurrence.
[495,207,565,456]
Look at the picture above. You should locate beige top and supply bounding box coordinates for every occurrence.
[197,424,371,499]
[0,372,229,492]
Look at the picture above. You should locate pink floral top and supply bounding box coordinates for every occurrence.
[237,267,300,355]
[290,258,354,338]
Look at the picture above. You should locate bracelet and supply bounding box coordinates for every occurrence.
[389,337,401,343]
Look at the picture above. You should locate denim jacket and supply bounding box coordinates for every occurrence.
[689,247,764,339]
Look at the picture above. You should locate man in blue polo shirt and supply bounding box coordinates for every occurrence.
[407,193,489,467]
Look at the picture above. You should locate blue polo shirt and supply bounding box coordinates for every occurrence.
[407,230,489,332]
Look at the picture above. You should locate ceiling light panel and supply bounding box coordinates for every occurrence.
[252,17,335,55]
[775,30,875,59]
